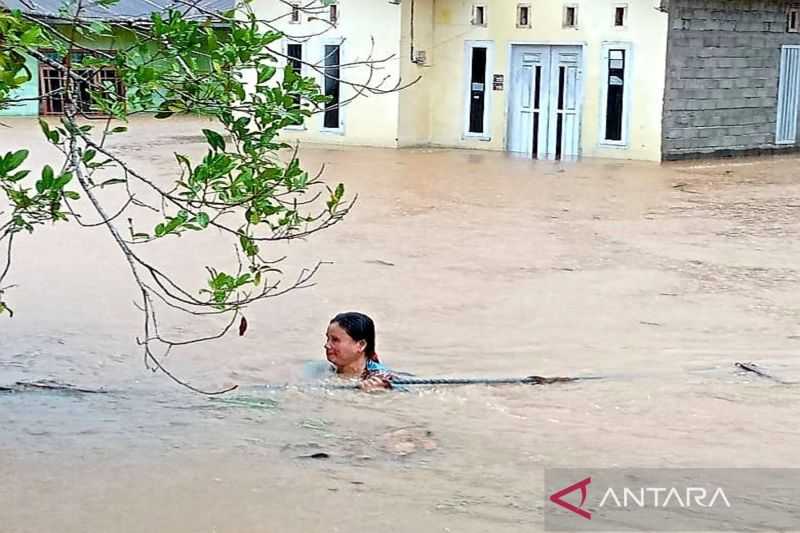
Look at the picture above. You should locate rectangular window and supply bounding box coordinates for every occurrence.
[789,7,800,32]
[602,47,628,143]
[464,43,492,137]
[563,5,577,27]
[287,43,303,74]
[614,6,627,27]
[323,44,341,130]
[290,4,300,23]
[329,3,338,24]
[517,4,531,28]
[472,5,487,26]
[39,50,123,116]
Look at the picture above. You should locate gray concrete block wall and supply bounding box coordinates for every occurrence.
[662,0,800,159]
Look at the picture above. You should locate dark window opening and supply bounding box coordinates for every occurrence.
[564,6,577,27]
[472,5,486,26]
[555,66,566,159]
[615,6,626,27]
[789,8,800,32]
[323,44,340,129]
[604,49,626,142]
[532,65,541,158]
[468,46,487,134]
[290,4,300,23]
[329,4,338,24]
[287,44,303,74]
[517,5,530,27]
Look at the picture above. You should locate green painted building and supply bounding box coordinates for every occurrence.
[0,0,231,116]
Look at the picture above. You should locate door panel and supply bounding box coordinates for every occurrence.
[507,45,582,160]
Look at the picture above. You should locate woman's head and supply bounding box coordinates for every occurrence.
[325,312,377,370]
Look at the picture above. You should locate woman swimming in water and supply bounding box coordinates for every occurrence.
[325,312,394,391]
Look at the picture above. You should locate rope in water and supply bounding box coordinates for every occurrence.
[392,375,584,386]
[323,375,599,389]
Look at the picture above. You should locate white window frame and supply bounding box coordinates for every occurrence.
[516,3,531,29]
[462,40,494,140]
[613,3,628,28]
[599,42,633,147]
[563,4,578,28]
[471,4,487,26]
[320,38,345,134]
[788,6,800,32]
[328,1,339,25]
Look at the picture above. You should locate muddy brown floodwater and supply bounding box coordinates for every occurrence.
[2,117,800,533]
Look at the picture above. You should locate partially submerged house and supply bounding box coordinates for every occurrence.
[0,0,231,117]
[260,0,800,161]
[6,0,800,161]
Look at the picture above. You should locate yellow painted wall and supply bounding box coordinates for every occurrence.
[250,0,669,160]
[249,0,405,147]
[398,0,435,146]
[426,0,669,160]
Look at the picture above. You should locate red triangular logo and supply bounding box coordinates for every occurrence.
[549,476,592,520]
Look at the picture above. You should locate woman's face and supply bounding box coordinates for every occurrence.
[325,322,366,369]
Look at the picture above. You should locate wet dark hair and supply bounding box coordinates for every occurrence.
[330,312,378,362]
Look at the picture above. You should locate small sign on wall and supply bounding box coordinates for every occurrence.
[493,74,504,91]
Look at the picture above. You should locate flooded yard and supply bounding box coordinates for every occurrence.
[2,117,800,532]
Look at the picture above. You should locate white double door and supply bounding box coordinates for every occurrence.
[507,45,583,160]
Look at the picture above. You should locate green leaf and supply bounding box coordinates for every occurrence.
[154,111,174,119]
[8,170,30,182]
[239,234,259,257]
[283,64,298,84]
[82,149,96,163]
[175,153,192,172]
[154,223,166,237]
[53,172,73,190]
[64,191,80,200]
[139,66,155,82]
[99,178,126,188]
[4,149,28,172]
[202,129,225,151]
[37,165,54,193]
[196,212,210,228]
[206,29,218,51]
[20,27,41,45]
[110,126,127,134]
[0,301,13,317]
[89,21,112,36]
[38,119,50,139]
[233,83,246,101]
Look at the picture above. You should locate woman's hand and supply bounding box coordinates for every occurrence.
[359,374,391,392]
